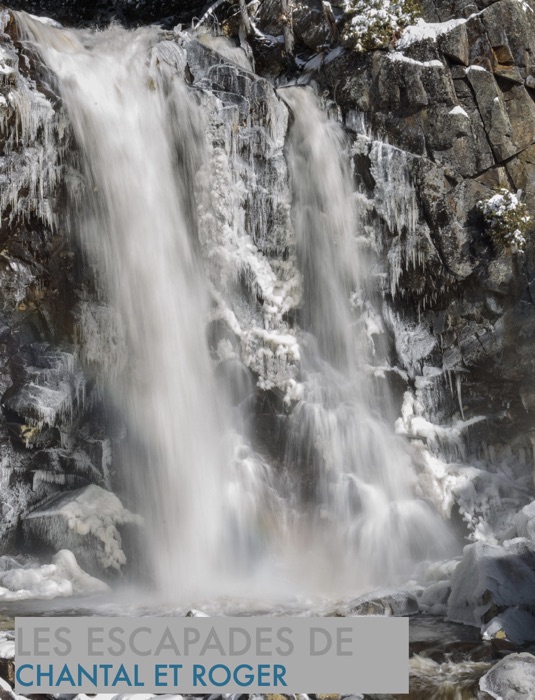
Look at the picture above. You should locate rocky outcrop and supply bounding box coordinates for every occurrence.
[480,652,535,699]
[8,0,535,481]
[0,9,114,550]
[286,0,535,520]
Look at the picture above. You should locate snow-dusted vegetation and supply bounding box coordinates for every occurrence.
[478,189,532,253]
[341,0,419,50]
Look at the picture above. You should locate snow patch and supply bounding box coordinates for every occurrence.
[397,17,467,49]
[388,51,443,68]
[449,105,469,117]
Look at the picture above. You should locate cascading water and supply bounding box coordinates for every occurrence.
[14,12,454,601]
[280,87,453,586]
[14,15,238,598]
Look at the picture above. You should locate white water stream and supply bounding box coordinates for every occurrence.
[281,88,453,585]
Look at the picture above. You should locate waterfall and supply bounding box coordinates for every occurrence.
[14,15,237,598]
[14,12,454,601]
[280,87,453,586]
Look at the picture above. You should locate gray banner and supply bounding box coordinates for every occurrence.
[15,616,408,694]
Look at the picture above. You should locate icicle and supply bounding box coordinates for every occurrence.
[455,371,465,420]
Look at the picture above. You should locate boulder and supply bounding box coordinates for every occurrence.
[482,607,535,644]
[336,588,419,616]
[448,539,535,627]
[479,653,535,700]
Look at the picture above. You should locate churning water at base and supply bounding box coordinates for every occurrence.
[16,13,454,599]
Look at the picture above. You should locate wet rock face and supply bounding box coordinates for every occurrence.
[3,0,206,27]
[0,13,112,550]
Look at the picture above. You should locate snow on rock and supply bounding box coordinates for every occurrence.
[0,634,15,686]
[185,609,209,617]
[23,485,142,575]
[449,105,469,117]
[419,579,451,615]
[0,632,14,659]
[197,31,253,72]
[448,539,535,628]
[397,17,467,49]
[385,311,437,379]
[465,64,488,73]
[337,588,419,616]
[0,549,108,600]
[479,653,535,700]
[388,51,443,68]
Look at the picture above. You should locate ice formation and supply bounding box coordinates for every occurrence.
[25,485,142,570]
[0,549,108,600]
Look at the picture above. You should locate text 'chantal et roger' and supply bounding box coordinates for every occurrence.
[15,617,409,694]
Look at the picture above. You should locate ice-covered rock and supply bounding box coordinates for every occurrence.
[23,485,142,576]
[482,607,535,644]
[479,653,535,699]
[336,588,419,616]
[514,501,535,543]
[185,609,209,617]
[419,579,451,614]
[448,540,535,627]
[0,549,108,600]
[0,631,14,660]
[421,557,461,582]
[1,344,85,449]
[0,633,15,686]
[0,675,16,698]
